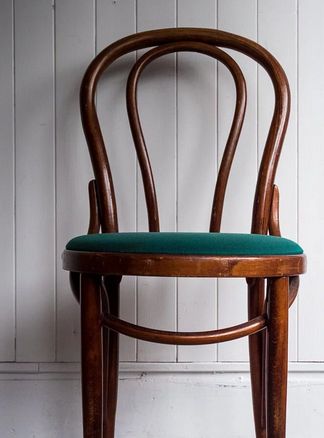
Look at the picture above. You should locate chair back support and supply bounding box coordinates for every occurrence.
[80,28,290,235]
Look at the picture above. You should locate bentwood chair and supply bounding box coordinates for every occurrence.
[62,28,306,438]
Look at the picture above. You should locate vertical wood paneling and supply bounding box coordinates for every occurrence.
[96,0,137,361]
[177,0,217,362]
[56,0,95,361]
[0,0,319,370]
[217,0,257,361]
[298,0,324,360]
[0,0,15,360]
[258,0,298,360]
[15,0,55,361]
[136,0,177,362]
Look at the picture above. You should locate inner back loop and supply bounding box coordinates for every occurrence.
[126,41,247,232]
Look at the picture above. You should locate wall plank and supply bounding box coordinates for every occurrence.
[298,0,324,360]
[136,0,177,362]
[258,0,298,360]
[217,0,257,361]
[177,0,217,362]
[0,0,15,361]
[96,0,137,361]
[56,0,95,361]
[0,0,319,371]
[15,0,55,361]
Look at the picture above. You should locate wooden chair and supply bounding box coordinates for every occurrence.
[62,28,306,438]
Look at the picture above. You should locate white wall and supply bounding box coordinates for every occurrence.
[0,0,323,436]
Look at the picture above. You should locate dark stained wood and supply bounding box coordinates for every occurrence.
[288,275,299,308]
[267,277,289,438]
[100,283,110,438]
[102,313,266,345]
[69,179,100,304]
[88,179,100,234]
[79,27,290,235]
[248,278,267,438]
[62,27,307,437]
[269,184,281,237]
[102,276,120,438]
[63,249,306,278]
[68,182,101,347]
[80,274,103,438]
[126,41,246,232]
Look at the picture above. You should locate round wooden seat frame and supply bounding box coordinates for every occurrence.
[62,27,307,438]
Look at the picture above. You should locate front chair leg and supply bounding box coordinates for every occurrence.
[267,276,289,438]
[81,274,103,438]
[102,277,120,438]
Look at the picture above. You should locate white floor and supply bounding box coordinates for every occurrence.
[0,371,323,437]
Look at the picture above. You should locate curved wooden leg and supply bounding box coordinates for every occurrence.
[248,278,267,438]
[267,276,289,438]
[80,274,103,438]
[103,277,120,438]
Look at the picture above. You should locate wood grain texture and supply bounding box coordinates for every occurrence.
[177,0,217,363]
[217,0,258,362]
[267,277,289,437]
[63,250,306,278]
[0,0,15,361]
[127,41,241,234]
[80,274,102,438]
[15,0,55,361]
[96,0,137,362]
[136,0,177,363]
[258,0,298,362]
[102,277,120,438]
[0,0,314,372]
[298,0,324,361]
[0,6,320,436]
[126,37,247,361]
[55,0,95,362]
[102,313,267,345]
[66,24,300,436]
[79,28,290,246]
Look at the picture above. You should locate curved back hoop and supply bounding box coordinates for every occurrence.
[80,27,290,235]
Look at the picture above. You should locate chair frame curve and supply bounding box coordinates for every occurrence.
[79,27,290,236]
[62,27,306,438]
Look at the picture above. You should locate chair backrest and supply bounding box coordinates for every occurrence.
[80,27,290,235]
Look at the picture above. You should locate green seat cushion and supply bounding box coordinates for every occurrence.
[66,232,303,256]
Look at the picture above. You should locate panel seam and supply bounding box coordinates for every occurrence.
[53,0,57,363]
[296,0,300,361]
[175,0,179,363]
[13,0,17,363]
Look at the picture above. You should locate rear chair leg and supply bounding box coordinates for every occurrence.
[81,274,103,438]
[267,277,289,438]
[248,279,267,438]
[103,277,120,438]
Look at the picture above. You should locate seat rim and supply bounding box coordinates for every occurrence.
[62,249,306,278]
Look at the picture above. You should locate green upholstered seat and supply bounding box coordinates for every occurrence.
[66,232,303,256]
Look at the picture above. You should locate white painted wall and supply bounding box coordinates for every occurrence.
[0,0,323,436]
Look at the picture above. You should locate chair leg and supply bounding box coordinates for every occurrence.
[102,277,120,438]
[80,274,103,438]
[267,277,289,438]
[248,279,267,438]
